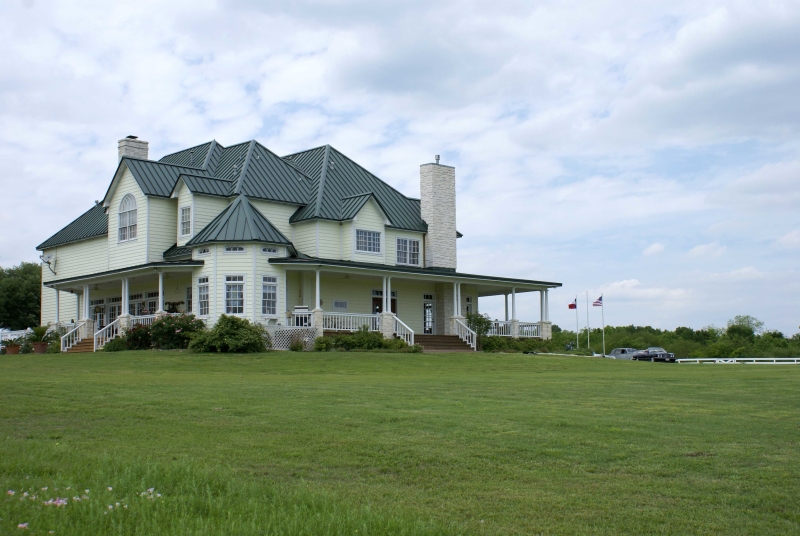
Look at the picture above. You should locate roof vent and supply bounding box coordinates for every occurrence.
[435,155,440,165]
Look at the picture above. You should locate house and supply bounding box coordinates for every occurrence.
[37,136,561,351]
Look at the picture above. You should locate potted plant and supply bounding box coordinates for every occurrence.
[27,326,51,354]
[3,336,23,355]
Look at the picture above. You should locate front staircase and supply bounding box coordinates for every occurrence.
[65,339,95,353]
[415,335,475,352]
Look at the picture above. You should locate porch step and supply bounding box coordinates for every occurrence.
[65,340,95,353]
[415,335,474,352]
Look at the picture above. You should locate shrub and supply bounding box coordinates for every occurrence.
[26,325,51,343]
[126,324,152,350]
[150,314,206,350]
[481,336,510,352]
[103,337,129,352]
[313,328,413,352]
[465,312,493,350]
[289,333,305,352]
[314,337,335,352]
[381,337,408,350]
[188,315,267,353]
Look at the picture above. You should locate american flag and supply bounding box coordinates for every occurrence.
[593,295,603,307]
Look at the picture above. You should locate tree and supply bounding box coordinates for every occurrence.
[727,315,765,335]
[465,312,493,351]
[0,262,41,330]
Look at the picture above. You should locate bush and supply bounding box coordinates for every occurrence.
[126,324,152,350]
[314,337,335,352]
[150,314,206,350]
[103,337,129,352]
[289,334,305,352]
[188,315,267,353]
[312,327,413,352]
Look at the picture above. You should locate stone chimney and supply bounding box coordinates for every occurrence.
[420,157,457,270]
[118,135,149,161]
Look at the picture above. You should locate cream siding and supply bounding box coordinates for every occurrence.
[351,199,387,265]
[40,286,80,325]
[176,181,194,247]
[215,244,255,320]
[249,200,297,239]
[147,197,177,261]
[292,221,316,257]
[317,221,340,260]
[108,168,147,270]
[194,195,230,236]
[385,229,425,268]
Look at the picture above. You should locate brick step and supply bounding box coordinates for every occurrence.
[65,340,95,353]
[415,335,474,352]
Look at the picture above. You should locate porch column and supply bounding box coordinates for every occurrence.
[452,282,458,317]
[312,269,324,339]
[82,284,90,319]
[54,288,60,324]
[157,272,165,313]
[387,277,392,313]
[119,278,131,332]
[540,290,544,322]
[510,287,519,339]
[504,294,509,321]
[545,289,550,321]
[380,276,395,340]
[382,276,387,312]
[539,289,552,340]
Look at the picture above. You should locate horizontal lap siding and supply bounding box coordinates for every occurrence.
[292,221,316,257]
[317,221,340,260]
[148,197,177,261]
[108,169,147,270]
[40,287,79,325]
[194,195,230,236]
[249,200,297,239]
[192,252,216,324]
[253,253,286,323]
[352,199,386,264]
[216,245,254,321]
[385,229,425,268]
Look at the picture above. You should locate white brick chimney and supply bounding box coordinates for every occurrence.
[118,135,149,161]
[420,156,457,270]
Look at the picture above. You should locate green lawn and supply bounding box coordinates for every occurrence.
[1,351,798,535]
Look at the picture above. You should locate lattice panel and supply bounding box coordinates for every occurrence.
[264,326,317,351]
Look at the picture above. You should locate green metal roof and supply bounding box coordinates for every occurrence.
[37,204,108,250]
[158,141,214,167]
[186,195,291,246]
[177,175,233,197]
[163,243,192,259]
[284,145,428,232]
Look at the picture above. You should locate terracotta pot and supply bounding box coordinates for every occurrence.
[32,342,48,354]
[4,345,20,355]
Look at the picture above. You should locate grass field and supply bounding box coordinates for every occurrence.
[1,351,799,535]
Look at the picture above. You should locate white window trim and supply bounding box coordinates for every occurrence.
[197,277,210,317]
[260,246,279,255]
[355,228,382,255]
[117,194,138,244]
[395,236,421,266]
[196,247,210,258]
[261,275,279,317]
[223,245,247,254]
[224,273,246,316]
[179,205,192,237]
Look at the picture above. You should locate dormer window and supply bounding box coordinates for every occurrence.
[356,229,381,253]
[118,194,137,242]
[224,245,245,254]
[180,206,192,236]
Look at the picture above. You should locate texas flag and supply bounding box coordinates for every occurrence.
[568,298,577,309]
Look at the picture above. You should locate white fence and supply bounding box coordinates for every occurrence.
[264,325,318,351]
[677,357,800,365]
[488,321,512,337]
[322,312,380,332]
[454,318,477,350]
[519,323,540,338]
[394,316,415,346]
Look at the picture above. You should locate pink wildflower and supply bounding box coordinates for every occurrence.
[7,490,14,496]
[17,523,28,529]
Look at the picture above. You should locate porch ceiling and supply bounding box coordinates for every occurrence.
[272,257,561,292]
[44,261,200,292]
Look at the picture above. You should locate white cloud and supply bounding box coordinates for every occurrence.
[642,243,664,256]
[776,230,800,249]
[687,242,726,258]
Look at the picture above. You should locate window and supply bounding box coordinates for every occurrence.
[225,275,244,314]
[261,246,278,254]
[180,206,192,236]
[118,194,138,242]
[224,245,245,254]
[262,276,277,315]
[423,294,434,301]
[186,287,192,314]
[466,296,472,315]
[371,290,397,298]
[356,229,381,253]
[198,277,209,316]
[333,299,348,311]
[197,247,210,256]
[396,237,420,265]
[89,299,105,306]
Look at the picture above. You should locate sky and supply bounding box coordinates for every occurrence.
[1,0,799,334]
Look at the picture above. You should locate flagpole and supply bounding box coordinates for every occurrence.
[601,295,605,357]
[586,291,590,352]
[575,296,579,349]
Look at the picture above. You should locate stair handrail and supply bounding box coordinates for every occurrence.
[454,318,477,351]
[394,316,415,346]
[61,321,87,353]
[94,318,121,352]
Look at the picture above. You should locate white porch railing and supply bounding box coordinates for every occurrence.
[394,316,414,346]
[61,321,86,352]
[94,319,121,351]
[519,323,540,338]
[488,321,512,337]
[677,357,800,365]
[454,318,477,350]
[1,328,31,343]
[322,312,380,332]
[130,314,157,327]
[290,312,314,327]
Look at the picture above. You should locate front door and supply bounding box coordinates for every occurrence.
[372,297,397,314]
[423,296,435,334]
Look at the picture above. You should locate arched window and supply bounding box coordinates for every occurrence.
[118,194,138,242]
